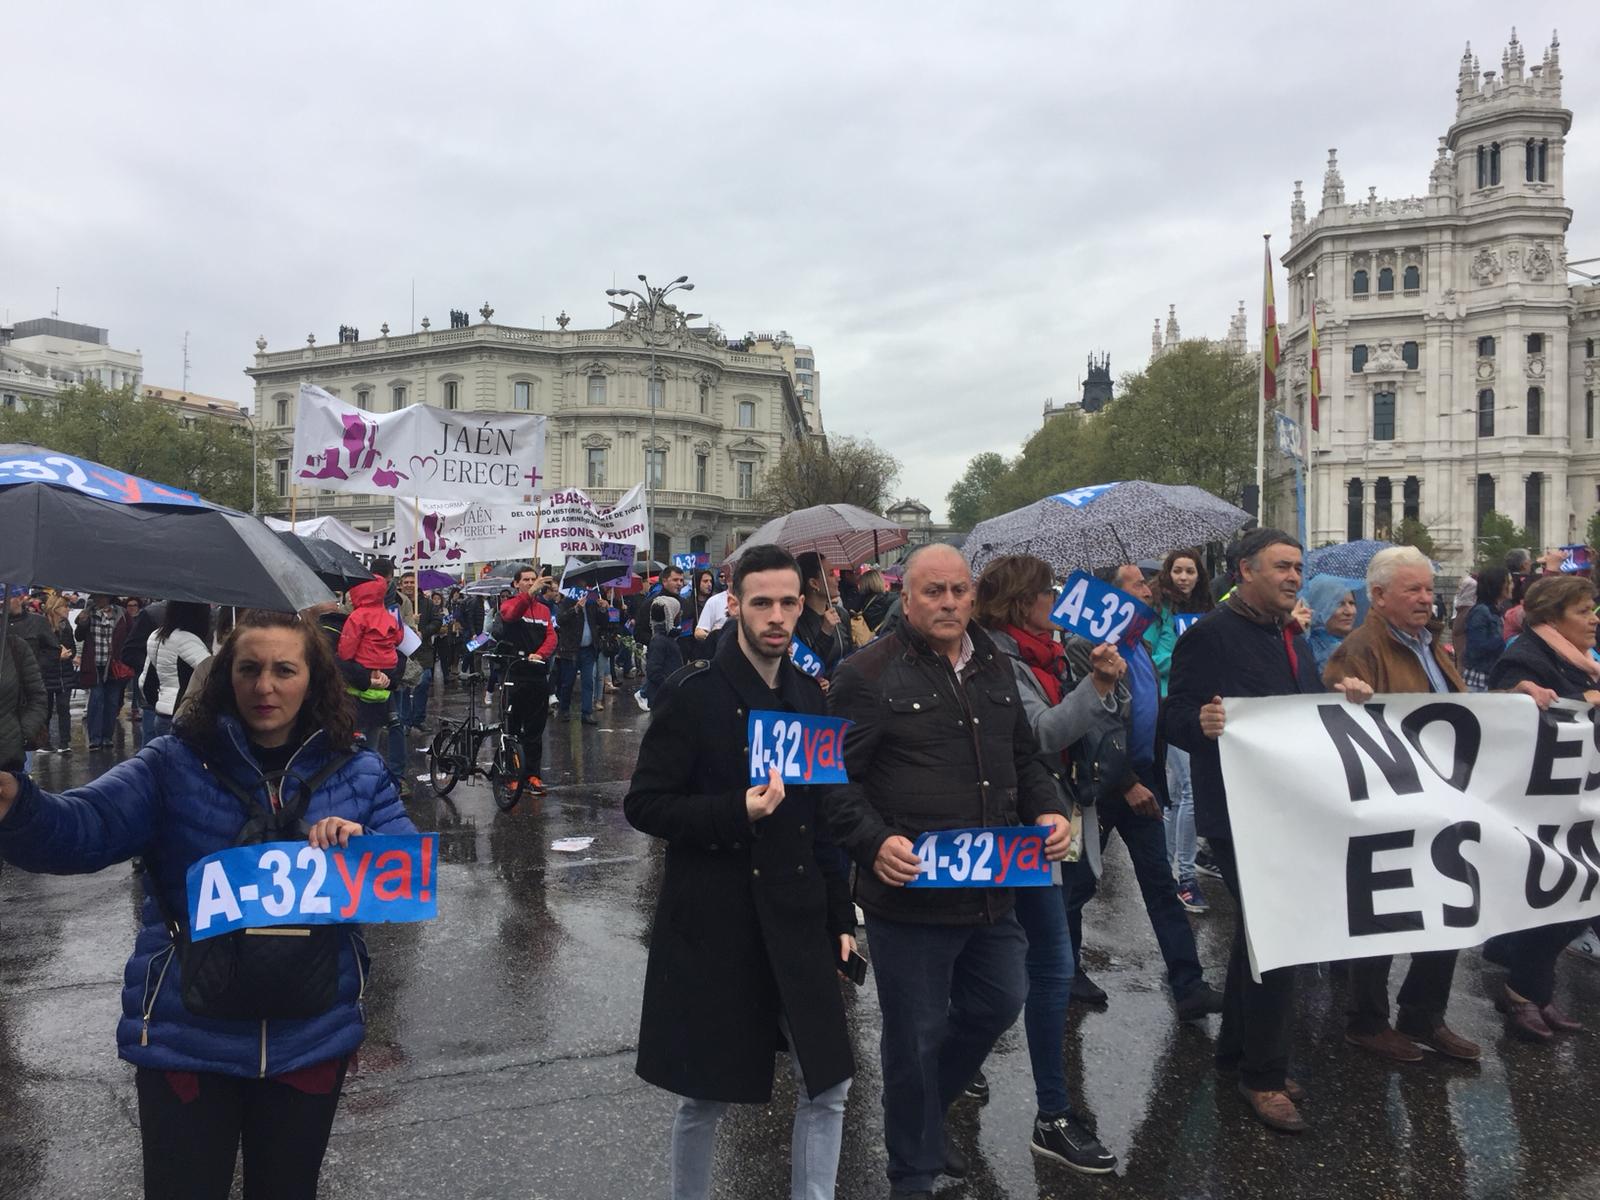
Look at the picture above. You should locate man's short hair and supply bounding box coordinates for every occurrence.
[511,564,537,583]
[1233,528,1302,572]
[733,544,802,597]
[370,558,395,579]
[902,543,967,583]
[1366,545,1433,596]
[1095,563,1138,587]
[1505,548,1532,573]
[795,551,826,589]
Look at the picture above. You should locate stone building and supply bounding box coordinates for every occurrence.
[244,300,811,561]
[1272,30,1600,565]
[0,317,142,411]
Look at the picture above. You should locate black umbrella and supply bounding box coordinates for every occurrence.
[560,556,640,589]
[0,445,333,612]
[277,532,375,592]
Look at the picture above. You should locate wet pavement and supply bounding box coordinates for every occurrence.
[4,681,1600,1199]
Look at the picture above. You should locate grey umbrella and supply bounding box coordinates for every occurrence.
[723,504,909,571]
[964,481,1253,577]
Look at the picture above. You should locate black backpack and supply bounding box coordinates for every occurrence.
[146,750,355,1021]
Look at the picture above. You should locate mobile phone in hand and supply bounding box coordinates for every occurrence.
[841,949,868,986]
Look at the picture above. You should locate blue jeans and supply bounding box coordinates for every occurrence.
[1164,745,1198,882]
[407,666,434,726]
[1013,883,1076,1116]
[865,911,1027,1195]
[86,680,118,745]
[557,647,599,715]
[670,1015,848,1200]
[141,707,159,744]
[1064,776,1205,1001]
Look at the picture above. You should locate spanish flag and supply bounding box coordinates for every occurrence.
[1262,239,1280,402]
[1307,298,1322,432]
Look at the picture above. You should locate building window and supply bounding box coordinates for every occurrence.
[1402,340,1419,370]
[1352,269,1369,296]
[795,357,813,370]
[1588,338,1596,358]
[1588,391,1595,440]
[1526,139,1537,182]
[1476,474,1495,539]
[736,460,754,499]
[1378,267,1395,294]
[1373,391,1396,440]
[1527,138,1549,182]
[1351,345,1368,373]
[1477,388,1495,437]
[1525,473,1543,547]
[1489,142,1501,185]
[699,382,709,414]
[737,400,755,428]
[648,378,664,409]
[391,385,407,410]
[690,534,709,556]
[513,381,531,411]
[443,380,458,410]
[1403,265,1421,291]
[1,394,15,411]
[695,452,708,493]
[1403,476,1420,522]
[1477,336,1495,358]
[586,448,606,489]
[275,396,289,426]
[1374,477,1393,540]
[587,374,606,405]
[646,449,665,489]
[1527,387,1542,436]
[356,389,370,410]
[275,458,289,495]
[1346,478,1363,542]
[1526,333,1543,354]
[1538,139,1549,181]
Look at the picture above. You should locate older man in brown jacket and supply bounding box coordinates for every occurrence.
[1323,546,1482,1065]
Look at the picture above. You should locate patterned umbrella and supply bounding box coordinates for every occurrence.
[1304,539,1397,580]
[964,481,1252,577]
[724,504,909,571]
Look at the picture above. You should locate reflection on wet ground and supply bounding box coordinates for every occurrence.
[2,680,1600,1198]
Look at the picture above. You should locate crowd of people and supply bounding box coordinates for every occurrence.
[5,530,1600,1199]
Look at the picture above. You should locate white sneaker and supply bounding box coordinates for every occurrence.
[1566,926,1600,965]
[634,691,650,712]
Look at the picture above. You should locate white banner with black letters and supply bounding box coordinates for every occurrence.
[1219,693,1600,975]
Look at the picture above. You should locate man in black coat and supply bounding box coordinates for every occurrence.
[625,543,855,1200]
[1164,528,1371,1135]
[825,543,1071,1199]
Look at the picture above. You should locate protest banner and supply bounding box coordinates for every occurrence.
[291,384,545,504]
[186,834,439,940]
[905,827,1054,889]
[789,638,825,678]
[673,552,709,572]
[1050,569,1156,645]
[747,711,852,785]
[1219,693,1600,976]
[386,485,648,569]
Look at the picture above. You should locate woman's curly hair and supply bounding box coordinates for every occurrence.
[175,609,356,751]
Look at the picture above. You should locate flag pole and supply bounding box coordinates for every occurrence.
[411,495,422,612]
[1255,233,1270,520]
[532,498,544,576]
[289,481,298,526]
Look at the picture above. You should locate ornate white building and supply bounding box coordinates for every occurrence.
[244,299,811,560]
[1272,30,1600,565]
[0,317,143,412]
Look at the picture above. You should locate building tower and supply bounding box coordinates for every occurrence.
[1080,353,1113,413]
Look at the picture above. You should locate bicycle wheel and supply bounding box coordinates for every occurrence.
[491,737,525,812]
[428,726,462,796]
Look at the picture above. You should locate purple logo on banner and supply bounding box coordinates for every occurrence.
[0,450,204,507]
[746,710,853,784]
[1049,570,1156,645]
[186,834,439,941]
[906,826,1054,888]
[789,638,825,678]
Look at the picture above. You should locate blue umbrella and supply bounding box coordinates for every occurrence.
[964,481,1252,576]
[1303,540,1398,580]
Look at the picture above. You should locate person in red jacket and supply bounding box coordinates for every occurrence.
[498,565,558,797]
[337,567,402,750]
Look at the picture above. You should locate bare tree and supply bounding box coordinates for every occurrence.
[754,434,901,517]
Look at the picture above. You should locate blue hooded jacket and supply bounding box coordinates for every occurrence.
[0,719,414,1078]
[1302,575,1367,672]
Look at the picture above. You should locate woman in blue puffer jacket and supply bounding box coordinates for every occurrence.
[0,608,415,1199]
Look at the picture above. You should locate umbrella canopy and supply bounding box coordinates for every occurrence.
[1304,539,1396,580]
[417,568,461,592]
[964,481,1252,577]
[0,445,332,611]
[723,504,909,572]
[263,514,374,556]
[277,532,375,592]
[560,557,634,589]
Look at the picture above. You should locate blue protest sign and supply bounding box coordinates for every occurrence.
[1048,483,1120,509]
[186,834,439,942]
[1049,570,1156,645]
[466,632,494,653]
[0,450,205,507]
[905,826,1054,888]
[673,552,709,572]
[1174,613,1203,638]
[746,710,853,785]
[789,638,825,678]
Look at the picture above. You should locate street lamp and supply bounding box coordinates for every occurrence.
[230,405,259,515]
[1447,398,1520,560]
[605,274,695,562]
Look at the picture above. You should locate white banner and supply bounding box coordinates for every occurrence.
[384,484,648,569]
[1220,693,1600,975]
[290,384,546,504]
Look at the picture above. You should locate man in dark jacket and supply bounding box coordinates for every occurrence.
[497,567,558,796]
[794,552,849,683]
[826,543,1071,1198]
[1062,563,1221,1019]
[554,590,608,724]
[625,543,855,1200]
[1165,529,1372,1134]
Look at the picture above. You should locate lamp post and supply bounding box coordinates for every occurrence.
[605,274,694,563]
[1453,398,1519,562]
[237,407,259,515]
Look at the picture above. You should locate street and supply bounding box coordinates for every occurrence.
[3,683,1600,1200]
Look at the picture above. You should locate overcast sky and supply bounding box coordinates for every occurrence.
[5,3,1596,520]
